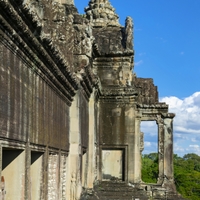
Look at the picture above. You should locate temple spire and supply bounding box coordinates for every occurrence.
[85,0,120,27]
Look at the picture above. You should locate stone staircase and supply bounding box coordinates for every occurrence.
[80,181,186,200]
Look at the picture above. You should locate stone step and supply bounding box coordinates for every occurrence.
[98,182,130,187]
[94,192,149,200]
[91,182,149,200]
[96,191,134,195]
[81,182,186,200]
[97,198,144,200]
[96,187,136,192]
[93,195,148,200]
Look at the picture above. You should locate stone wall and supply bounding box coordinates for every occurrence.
[0,43,70,149]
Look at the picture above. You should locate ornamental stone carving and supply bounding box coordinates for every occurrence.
[85,0,120,27]
[124,17,133,50]
[70,172,77,200]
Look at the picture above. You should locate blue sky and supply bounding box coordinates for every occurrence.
[75,0,200,157]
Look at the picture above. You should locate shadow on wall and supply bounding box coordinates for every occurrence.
[2,149,23,170]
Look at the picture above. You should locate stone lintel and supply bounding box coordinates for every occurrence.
[94,55,134,63]
[100,97,137,104]
[101,88,138,95]
[94,52,134,61]
[161,113,175,119]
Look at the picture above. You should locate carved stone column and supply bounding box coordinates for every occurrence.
[125,106,135,183]
[86,92,96,188]
[67,93,82,199]
[25,144,31,200]
[162,113,176,191]
[134,115,142,182]
[156,115,164,185]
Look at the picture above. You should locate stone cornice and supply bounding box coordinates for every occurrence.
[94,56,133,63]
[137,103,168,109]
[94,50,134,58]
[100,87,138,104]
[100,95,136,105]
[101,87,138,97]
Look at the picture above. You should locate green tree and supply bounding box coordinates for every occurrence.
[174,153,200,200]
[142,153,158,183]
[142,153,200,200]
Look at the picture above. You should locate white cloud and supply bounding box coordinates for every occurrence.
[135,60,143,66]
[144,141,151,147]
[186,145,200,156]
[160,92,200,156]
[191,138,198,142]
[160,92,200,133]
[141,121,157,136]
[141,92,200,156]
[174,143,185,154]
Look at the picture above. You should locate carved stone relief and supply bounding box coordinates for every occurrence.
[70,172,76,200]
[74,18,94,57]
[60,155,67,200]
[85,0,120,27]
[124,17,133,49]
[48,154,59,200]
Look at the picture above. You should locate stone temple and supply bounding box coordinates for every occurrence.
[0,0,185,199]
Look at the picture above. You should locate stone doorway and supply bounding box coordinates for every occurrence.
[141,121,158,183]
[1,148,25,199]
[102,149,125,181]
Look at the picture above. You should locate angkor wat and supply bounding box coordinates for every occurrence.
[0,0,185,199]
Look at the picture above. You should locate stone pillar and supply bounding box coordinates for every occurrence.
[0,144,3,200]
[67,93,82,200]
[86,92,96,188]
[162,113,176,191]
[134,116,142,182]
[25,144,31,200]
[157,116,164,185]
[125,107,135,183]
[43,148,49,200]
[95,102,100,182]
[125,107,142,183]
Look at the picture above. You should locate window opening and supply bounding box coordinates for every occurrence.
[140,121,158,183]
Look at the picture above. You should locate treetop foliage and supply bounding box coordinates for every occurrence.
[142,153,200,200]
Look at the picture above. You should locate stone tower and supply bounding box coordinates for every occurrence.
[85,0,176,191]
